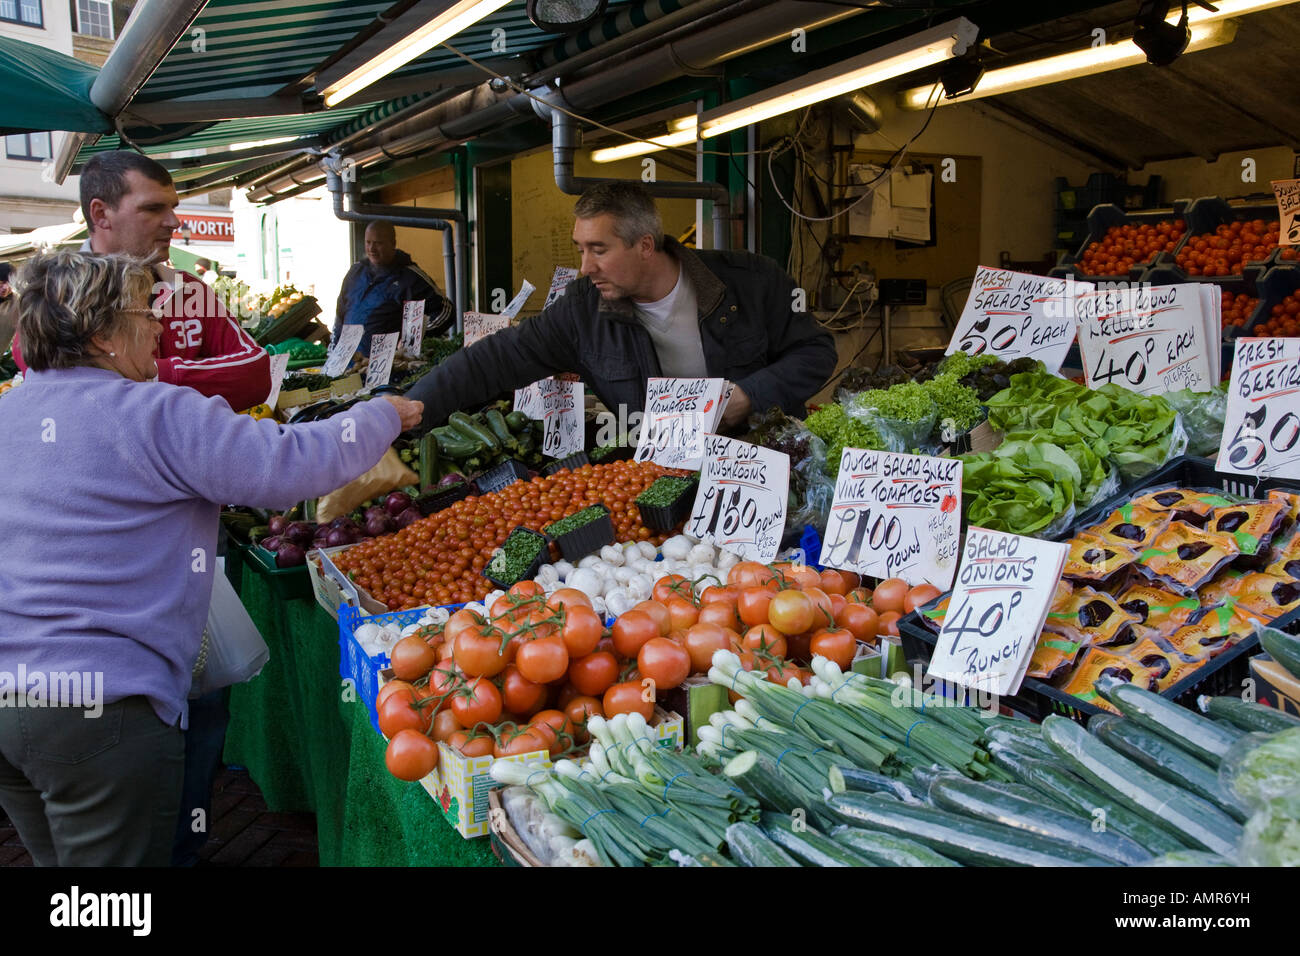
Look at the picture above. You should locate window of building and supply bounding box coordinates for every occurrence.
[75,0,112,38]
[0,0,43,27]
[6,132,53,162]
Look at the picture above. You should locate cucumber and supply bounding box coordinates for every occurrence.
[829,825,961,866]
[1200,695,1300,734]
[449,411,502,454]
[1089,716,1249,823]
[724,822,799,867]
[759,812,878,867]
[986,727,1058,761]
[825,792,1119,866]
[1101,681,1241,766]
[723,751,815,816]
[834,765,921,803]
[982,780,1075,814]
[1260,626,1300,679]
[928,775,1153,865]
[1041,715,1242,857]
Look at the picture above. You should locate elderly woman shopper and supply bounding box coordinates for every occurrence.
[0,251,423,866]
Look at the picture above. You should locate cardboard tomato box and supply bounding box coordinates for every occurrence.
[307,543,390,620]
[1250,654,1300,718]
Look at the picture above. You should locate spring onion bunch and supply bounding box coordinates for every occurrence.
[708,651,899,771]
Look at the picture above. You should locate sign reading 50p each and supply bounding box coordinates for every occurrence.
[1217,336,1300,480]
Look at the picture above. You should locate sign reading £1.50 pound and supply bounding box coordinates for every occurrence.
[684,435,788,563]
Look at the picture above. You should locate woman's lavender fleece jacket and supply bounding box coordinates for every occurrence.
[0,367,401,727]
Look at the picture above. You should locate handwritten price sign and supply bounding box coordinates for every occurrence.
[543,267,580,309]
[947,267,1086,372]
[1217,337,1300,480]
[927,528,1069,697]
[634,377,726,470]
[818,450,963,589]
[539,378,584,458]
[1273,179,1300,246]
[322,325,363,378]
[463,311,510,347]
[685,435,789,562]
[1076,284,1215,396]
[364,333,399,389]
[401,300,425,357]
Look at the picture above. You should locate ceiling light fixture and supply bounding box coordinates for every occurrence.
[1134,0,1191,65]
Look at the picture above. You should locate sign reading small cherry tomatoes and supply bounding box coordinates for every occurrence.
[635,377,728,470]
[1217,336,1300,481]
[946,266,1085,373]
[685,434,789,562]
[819,449,963,590]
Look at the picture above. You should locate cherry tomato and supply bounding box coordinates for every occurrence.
[385,729,439,781]
[637,637,692,690]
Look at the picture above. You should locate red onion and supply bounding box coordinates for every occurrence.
[385,491,413,517]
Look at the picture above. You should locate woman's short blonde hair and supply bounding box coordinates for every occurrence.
[15,251,155,372]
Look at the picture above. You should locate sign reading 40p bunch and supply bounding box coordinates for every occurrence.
[946,267,1085,373]
[1217,337,1300,481]
[818,449,963,589]
[685,435,789,563]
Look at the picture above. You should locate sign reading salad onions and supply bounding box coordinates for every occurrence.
[818,449,963,589]
[1217,336,1300,481]
[946,267,1086,373]
[685,434,788,563]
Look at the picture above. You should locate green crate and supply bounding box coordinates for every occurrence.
[243,543,315,601]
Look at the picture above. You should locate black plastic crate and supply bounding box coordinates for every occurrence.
[477,458,532,494]
[1239,263,1300,337]
[483,527,550,590]
[541,452,589,476]
[545,505,615,562]
[1050,201,1190,281]
[1159,197,1286,282]
[636,475,699,531]
[415,481,473,516]
[588,445,635,464]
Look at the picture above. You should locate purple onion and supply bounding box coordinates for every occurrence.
[365,513,396,537]
[396,507,422,529]
[439,473,466,488]
[385,491,413,517]
[284,521,316,546]
[364,506,388,523]
[275,543,306,567]
[260,535,282,552]
[325,527,353,548]
[268,514,286,535]
[330,516,355,530]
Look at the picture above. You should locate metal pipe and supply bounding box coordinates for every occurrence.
[324,167,468,333]
[539,98,731,250]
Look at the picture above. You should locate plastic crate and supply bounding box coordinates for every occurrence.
[483,527,550,589]
[416,481,473,516]
[545,505,614,562]
[588,445,635,464]
[1050,201,1190,281]
[636,475,699,531]
[243,543,315,601]
[477,459,531,494]
[1239,262,1300,337]
[541,452,589,476]
[1165,197,1286,280]
[339,605,431,734]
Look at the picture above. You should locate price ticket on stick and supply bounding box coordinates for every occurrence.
[926,528,1069,697]
[322,324,364,378]
[463,311,510,347]
[1217,337,1300,481]
[1075,283,1214,396]
[543,266,580,309]
[514,380,545,419]
[264,352,290,410]
[400,300,425,356]
[539,378,584,458]
[685,434,788,562]
[1273,178,1300,246]
[818,449,963,589]
[364,333,399,389]
[946,267,1086,372]
[500,280,536,320]
[634,377,726,470]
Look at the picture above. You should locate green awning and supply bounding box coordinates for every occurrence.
[0,35,112,135]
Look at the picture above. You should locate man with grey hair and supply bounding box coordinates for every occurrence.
[406,182,835,432]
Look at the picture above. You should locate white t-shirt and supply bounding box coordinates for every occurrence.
[634,266,707,378]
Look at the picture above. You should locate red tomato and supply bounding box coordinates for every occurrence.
[632,600,672,637]
[560,604,604,657]
[742,623,788,658]
[637,637,692,690]
[768,590,814,635]
[876,611,902,637]
[376,679,416,711]
[516,634,570,684]
[390,634,438,682]
[664,596,700,632]
[568,650,620,697]
[612,609,660,658]
[377,690,431,738]
[445,607,487,644]
[682,622,732,673]
[728,561,776,590]
[547,587,593,612]
[818,569,853,596]
[563,696,603,741]
[697,600,742,631]
[699,584,739,608]
[450,676,503,728]
[385,729,439,781]
[837,602,880,644]
[904,584,942,614]
[494,726,550,758]
[803,586,836,631]
[430,708,461,743]
[871,579,909,615]
[454,624,508,678]
[448,730,494,757]
[603,680,655,720]
[500,664,547,716]
[810,628,857,669]
[652,574,693,604]
[508,580,544,599]
[736,586,775,627]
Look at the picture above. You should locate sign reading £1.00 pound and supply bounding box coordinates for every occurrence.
[1217,336,1300,481]
[818,449,963,589]
[684,434,788,562]
[946,267,1086,372]
[927,528,1069,698]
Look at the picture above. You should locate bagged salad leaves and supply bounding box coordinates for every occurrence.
[1239,791,1300,866]
[742,407,836,534]
[1220,727,1300,811]
[1163,383,1228,458]
[803,401,885,479]
[847,381,939,453]
[959,439,1079,536]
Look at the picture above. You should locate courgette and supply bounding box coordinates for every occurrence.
[825,792,1118,866]
[1260,626,1300,679]
[449,411,502,454]
[432,426,482,459]
[505,410,531,432]
[484,409,517,451]
[724,822,800,867]
[829,825,961,866]
[928,775,1153,865]
[1041,715,1242,857]
[759,812,878,867]
[1101,681,1241,766]
[1089,716,1249,823]
[1199,695,1300,734]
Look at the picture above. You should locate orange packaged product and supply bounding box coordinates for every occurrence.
[1167,602,1259,658]
[1224,572,1300,622]
[1268,489,1300,527]
[1062,533,1138,589]
[1136,523,1241,597]
[918,594,951,633]
[1116,583,1202,638]
[1089,503,1172,550]
[1027,634,1085,681]
[1267,550,1300,584]
[1198,570,1245,606]
[1116,637,1196,689]
[1060,648,1158,714]
[1130,486,1235,526]
[1043,585,1141,647]
[1154,656,1209,693]
[1207,500,1288,564]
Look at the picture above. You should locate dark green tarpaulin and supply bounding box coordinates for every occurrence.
[0,35,111,136]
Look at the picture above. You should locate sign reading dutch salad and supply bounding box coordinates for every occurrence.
[926,528,1069,697]
[818,449,963,589]
[946,267,1086,372]
[322,324,364,378]
[1217,336,1300,481]
[634,377,727,470]
[1075,283,1216,396]
[463,311,510,346]
[685,435,788,562]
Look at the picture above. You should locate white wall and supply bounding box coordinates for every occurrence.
[1135,147,1294,203]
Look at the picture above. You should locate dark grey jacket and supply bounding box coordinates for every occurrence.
[406,238,836,431]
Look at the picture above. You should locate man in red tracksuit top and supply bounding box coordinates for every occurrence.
[13,151,270,411]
